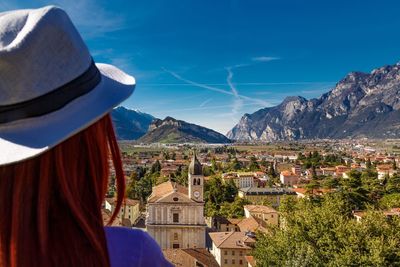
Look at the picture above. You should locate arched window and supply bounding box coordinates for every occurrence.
[197,178,201,185]
[193,179,196,185]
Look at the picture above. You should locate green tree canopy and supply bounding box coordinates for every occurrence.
[253,194,400,266]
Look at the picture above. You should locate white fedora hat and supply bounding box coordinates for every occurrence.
[0,6,135,166]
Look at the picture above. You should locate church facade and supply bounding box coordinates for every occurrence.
[146,155,206,249]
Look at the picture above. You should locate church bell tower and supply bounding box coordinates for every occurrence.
[188,153,204,202]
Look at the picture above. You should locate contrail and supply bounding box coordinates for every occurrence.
[162,67,270,107]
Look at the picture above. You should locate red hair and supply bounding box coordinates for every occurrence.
[0,114,125,267]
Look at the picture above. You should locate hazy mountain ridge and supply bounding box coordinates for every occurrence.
[228,62,400,141]
[111,107,155,140]
[137,116,231,144]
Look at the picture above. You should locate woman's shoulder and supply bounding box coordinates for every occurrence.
[104,226,173,267]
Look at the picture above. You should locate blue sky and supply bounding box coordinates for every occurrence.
[2,1,400,134]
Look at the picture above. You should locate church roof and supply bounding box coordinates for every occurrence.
[189,154,202,175]
[148,181,188,203]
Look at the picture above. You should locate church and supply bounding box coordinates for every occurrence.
[146,154,206,249]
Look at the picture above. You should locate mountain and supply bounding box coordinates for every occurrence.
[228,62,400,141]
[111,106,155,140]
[137,116,231,144]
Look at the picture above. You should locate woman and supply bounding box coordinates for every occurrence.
[0,6,172,267]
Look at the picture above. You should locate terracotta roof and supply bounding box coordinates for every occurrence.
[124,198,140,206]
[244,205,277,214]
[237,216,264,232]
[148,181,188,202]
[209,232,255,249]
[214,216,242,225]
[105,198,139,207]
[377,164,394,171]
[280,170,293,176]
[239,187,296,195]
[163,248,219,267]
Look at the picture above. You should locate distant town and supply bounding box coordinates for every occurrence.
[102,139,400,266]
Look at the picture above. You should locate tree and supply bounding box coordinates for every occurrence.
[126,174,137,199]
[174,166,188,186]
[202,165,214,177]
[230,157,242,171]
[204,175,241,217]
[224,178,238,202]
[268,162,277,178]
[305,180,320,195]
[323,176,339,189]
[379,193,400,209]
[366,158,372,169]
[253,194,400,266]
[150,160,161,174]
[125,173,154,205]
[340,170,369,209]
[386,174,400,193]
[219,197,251,218]
[248,156,260,171]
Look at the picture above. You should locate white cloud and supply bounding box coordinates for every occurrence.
[252,56,280,62]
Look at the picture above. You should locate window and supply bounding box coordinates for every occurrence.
[232,259,235,264]
[173,213,179,223]
[224,251,227,255]
[224,259,228,264]
[239,251,243,256]
[226,227,229,231]
[172,243,180,249]
[239,260,243,265]
[232,251,235,256]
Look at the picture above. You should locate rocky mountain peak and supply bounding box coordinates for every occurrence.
[228,61,400,141]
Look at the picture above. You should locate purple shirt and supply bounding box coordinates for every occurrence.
[105,227,173,267]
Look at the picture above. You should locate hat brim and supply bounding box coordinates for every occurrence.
[0,63,135,166]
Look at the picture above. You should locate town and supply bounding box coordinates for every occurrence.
[103,139,400,267]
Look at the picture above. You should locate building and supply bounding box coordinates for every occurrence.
[209,232,256,267]
[376,164,397,180]
[222,172,255,189]
[292,165,302,176]
[320,167,335,176]
[212,216,241,232]
[353,208,400,222]
[335,165,351,177]
[237,216,266,233]
[104,198,140,227]
[292,187,332,199]
[146,154,207,249]
[279,170,299,186]
[238,187,296,207]
[243,205,279,226]
[163,248,219,267]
